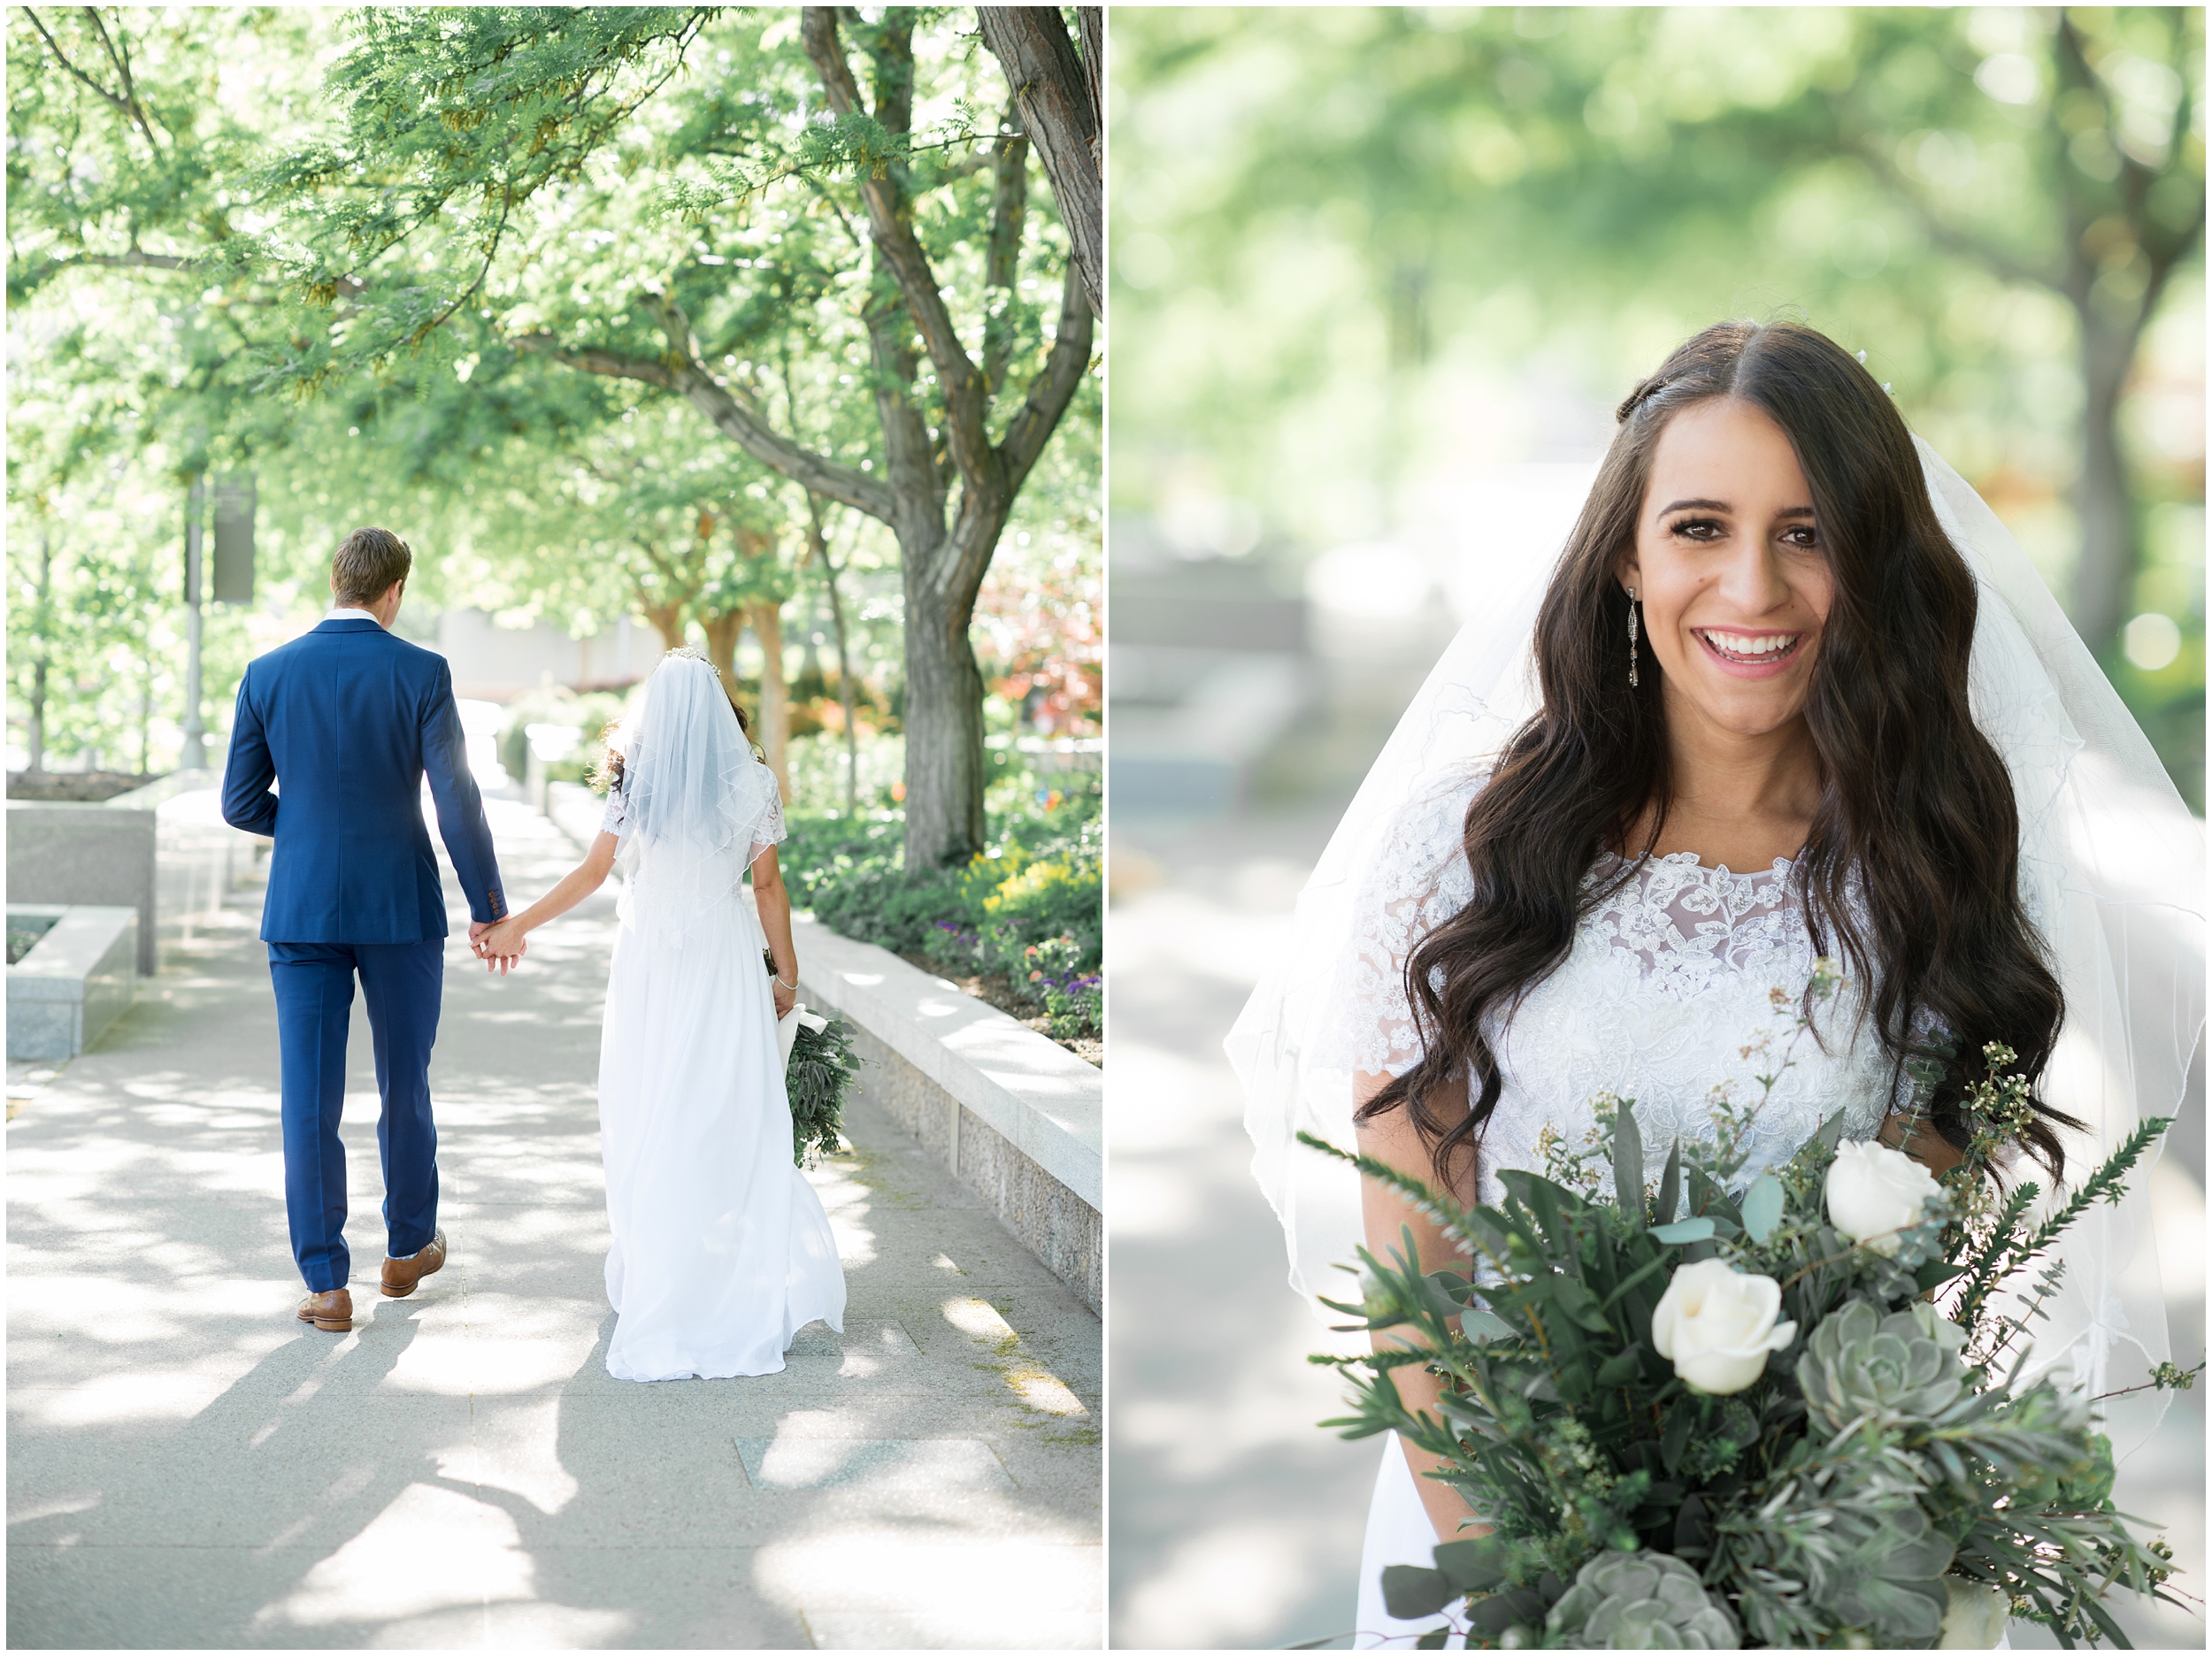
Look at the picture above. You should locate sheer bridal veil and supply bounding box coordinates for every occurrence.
[1226,436,2204,1460]
[609,651,783,948]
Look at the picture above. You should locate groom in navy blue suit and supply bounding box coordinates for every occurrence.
[222,527,515,1333]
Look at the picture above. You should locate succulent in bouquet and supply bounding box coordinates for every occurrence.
[1306,963,2194,1650]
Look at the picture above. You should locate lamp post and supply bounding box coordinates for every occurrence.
[180,471,207,771]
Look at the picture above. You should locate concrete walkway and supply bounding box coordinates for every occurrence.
[8,794,1101,1649]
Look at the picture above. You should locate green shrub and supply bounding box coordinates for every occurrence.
[780,781,1102,1039]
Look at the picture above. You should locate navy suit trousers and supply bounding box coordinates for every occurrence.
[268,939,444,1292]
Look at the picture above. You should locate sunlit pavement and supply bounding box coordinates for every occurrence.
[8,795,1101,1649]
[1108,808,1381,1651]
[1109,806,2206,1652]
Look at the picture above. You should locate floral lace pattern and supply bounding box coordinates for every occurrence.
[601,778,787,861]
[1338,769,1893,1207]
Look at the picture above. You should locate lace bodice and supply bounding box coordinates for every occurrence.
[599,778,787,862]
[1340,769,1894,1206]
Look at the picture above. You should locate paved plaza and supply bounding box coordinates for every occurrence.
[8,794,1101,1649]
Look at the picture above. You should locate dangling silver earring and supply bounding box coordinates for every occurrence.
[1626,586,1640,688]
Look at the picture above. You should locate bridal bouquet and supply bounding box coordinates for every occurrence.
[767,951,864,1167]
[786,1010,861,1168]
[1306,966,2190,1649]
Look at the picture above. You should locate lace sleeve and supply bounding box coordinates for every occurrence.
[1339,767,1487,1077]
[749,785,787,862]
[599,784,627,841]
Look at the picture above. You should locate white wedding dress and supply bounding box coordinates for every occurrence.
[595,657,845,1383]
[1346,773,1901,1646]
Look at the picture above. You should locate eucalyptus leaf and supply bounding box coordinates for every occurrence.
[1380,1564,1458,1620]
[1461,1306,1516,1343]
[1649,1217,1716,1244]
[1596,1347,1642,1387]
[1655,1138,1682,1225]
[1661,1401,1694,1474]
[1916,1260,1966,1293]
[1432,1537,1510,1591]
[1741,1173,1785,1242]
[1552,1274,1612,1333]
[1613,1100,1645,1220]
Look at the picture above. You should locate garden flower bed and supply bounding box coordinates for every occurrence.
[780,780,1102,1063]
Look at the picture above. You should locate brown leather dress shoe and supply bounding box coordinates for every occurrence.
[380,1229,447,1299]
[296,1288,353,1332]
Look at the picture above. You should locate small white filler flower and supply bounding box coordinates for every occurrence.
[1826,1138,1942,1256]
[1649,1258,1798,1396]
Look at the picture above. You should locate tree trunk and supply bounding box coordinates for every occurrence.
[25,658,46,775]
[805,494,862,817]
[2073,314,2138,659]
[699,608,745,696]
[749,599,791,801]
[137,656,153,777]
[977,7,1102,318]
[636,594,686,655]
[898,532,993,869]
[26,529,51,773]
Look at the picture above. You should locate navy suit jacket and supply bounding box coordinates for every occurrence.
[221,618,506,943]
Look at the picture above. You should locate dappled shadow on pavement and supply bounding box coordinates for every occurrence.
[10,797,1100,1649]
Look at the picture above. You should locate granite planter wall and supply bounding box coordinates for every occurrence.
[7,904,139,1060]
[793,916,1103,1314]
[6,804,157,975]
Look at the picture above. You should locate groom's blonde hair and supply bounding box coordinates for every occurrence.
[332,527,413,607]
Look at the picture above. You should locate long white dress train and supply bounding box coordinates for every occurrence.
[596,783,846,1382]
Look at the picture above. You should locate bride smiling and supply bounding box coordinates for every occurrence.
[1230,319,2202,1647]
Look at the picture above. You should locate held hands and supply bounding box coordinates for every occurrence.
[471,917,526,976]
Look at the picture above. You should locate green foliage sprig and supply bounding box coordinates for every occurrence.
[785,1008,860,1169]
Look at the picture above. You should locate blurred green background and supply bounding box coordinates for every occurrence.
[1112,4,2202,804]
[1106,7,2204,1650]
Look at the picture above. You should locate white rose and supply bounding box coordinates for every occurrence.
[1938,1577,2008,1648]
[1826,1138,1941,1256]
[1649,1258,1797,1395]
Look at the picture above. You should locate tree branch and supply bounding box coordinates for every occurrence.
[995,257,1094,498]
[982,96,1028,397]
[977,6,1102,318]
[20,9,145,138]
[80,6,161,150]
[511,333,676,387]
[1847,131,2063,291]
[626,288,899,524]
[802,7,994,494]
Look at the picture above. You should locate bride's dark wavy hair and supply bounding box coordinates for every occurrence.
[1358,319,2071,1195]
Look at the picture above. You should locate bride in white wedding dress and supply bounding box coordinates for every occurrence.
[480,650,845,1381]
[1228,321,2202,1648]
